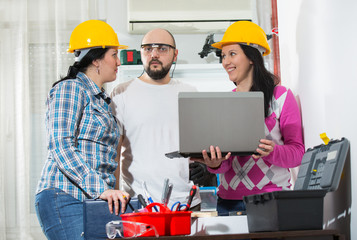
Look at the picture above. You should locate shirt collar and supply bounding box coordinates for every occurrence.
[76,72,111,104]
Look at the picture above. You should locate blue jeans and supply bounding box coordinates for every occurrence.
[216,196,246,216]
[35,188,84,240]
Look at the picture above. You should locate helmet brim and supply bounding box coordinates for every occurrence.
[211,41,270,56]
[67,44,129,53]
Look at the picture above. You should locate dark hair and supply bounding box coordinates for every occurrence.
[52,48,110,87]
[239,44,279,117]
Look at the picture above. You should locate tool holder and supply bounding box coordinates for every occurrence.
[120,202,191,237]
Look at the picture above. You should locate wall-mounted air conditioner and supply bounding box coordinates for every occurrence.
[128,0,253,34]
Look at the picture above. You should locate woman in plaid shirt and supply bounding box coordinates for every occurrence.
[35,20,130,239]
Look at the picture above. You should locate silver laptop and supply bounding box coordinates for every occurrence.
[165,92,265,159]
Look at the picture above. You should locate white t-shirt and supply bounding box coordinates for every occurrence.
[110,78,201,208]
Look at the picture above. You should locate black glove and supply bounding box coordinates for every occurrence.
[189,162,217,187]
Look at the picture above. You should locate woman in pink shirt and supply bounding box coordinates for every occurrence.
[193,21,305,216]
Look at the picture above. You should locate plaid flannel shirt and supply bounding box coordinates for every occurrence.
[36,72,120,201]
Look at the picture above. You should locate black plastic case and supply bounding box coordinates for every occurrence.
[243,138,349,233]
[243,190,327,232]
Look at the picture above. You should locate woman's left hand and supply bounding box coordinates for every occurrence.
[99,190,130,215]
[253,139,275,159]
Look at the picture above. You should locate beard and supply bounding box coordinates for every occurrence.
[145,59,172,80]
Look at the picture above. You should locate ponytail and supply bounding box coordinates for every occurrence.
[52,62,81,87]
[52,48,109,87]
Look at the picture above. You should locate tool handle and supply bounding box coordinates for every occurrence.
[142,181,158,212]
[161,178,170,203]
[138,194,147,208]
[163,183,173,206]
[186,185,197,209]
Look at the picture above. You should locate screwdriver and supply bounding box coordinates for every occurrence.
[138,194,147,208]
[184,185,197,211]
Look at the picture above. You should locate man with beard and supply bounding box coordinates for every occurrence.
[110,28,203,210]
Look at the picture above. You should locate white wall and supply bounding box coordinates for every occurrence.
[278,0,357,238]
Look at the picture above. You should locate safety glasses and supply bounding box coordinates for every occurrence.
[106,220,159,239]
[141,43,175,55]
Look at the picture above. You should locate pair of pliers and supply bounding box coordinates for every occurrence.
[171,201,188,211]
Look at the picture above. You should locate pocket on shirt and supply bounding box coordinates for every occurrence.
[79,106,119,151]
[90,107,111,126]
[80,107,110,139]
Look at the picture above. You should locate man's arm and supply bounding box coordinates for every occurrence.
[189,162,218,187]
[114,135,124,190]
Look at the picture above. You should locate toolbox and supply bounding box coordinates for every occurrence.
[120,202,192,237]
[243,138,349,232]
[244,189,326,232]
[83,198,141,240]
[120,49,142,65]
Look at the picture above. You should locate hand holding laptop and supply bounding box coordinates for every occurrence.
[252,139,275,159]
[191,139,276,169]
[190,145,231,169]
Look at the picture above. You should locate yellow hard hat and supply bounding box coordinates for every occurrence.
[211,21,271,56]
[67,19,128,53]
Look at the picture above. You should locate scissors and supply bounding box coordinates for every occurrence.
[170,185,197,211]
[171,201,188,211]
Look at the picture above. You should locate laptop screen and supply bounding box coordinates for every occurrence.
[178,92,265,156]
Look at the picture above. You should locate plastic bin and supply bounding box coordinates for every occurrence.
[199,187,217,211]
[243,190,327,232]
[120,202,191,237]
